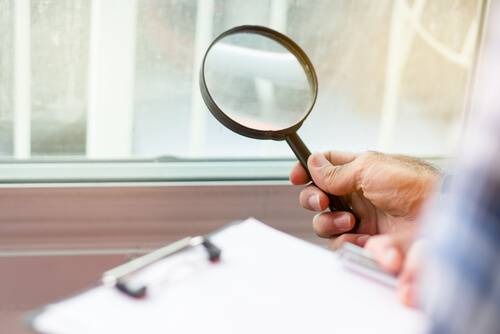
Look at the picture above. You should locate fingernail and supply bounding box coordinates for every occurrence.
[356,235,370,247]
[333,214,351,231]
[308,194,321,211]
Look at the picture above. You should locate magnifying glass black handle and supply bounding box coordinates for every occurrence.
[286,133,358,220]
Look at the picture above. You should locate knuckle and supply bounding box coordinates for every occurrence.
[320,164,341,186]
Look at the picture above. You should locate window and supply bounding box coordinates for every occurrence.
[0,0,486,169]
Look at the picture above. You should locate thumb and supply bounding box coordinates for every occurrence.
[308,152,360,196]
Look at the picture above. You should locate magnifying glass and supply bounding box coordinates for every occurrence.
[199,25,356,218]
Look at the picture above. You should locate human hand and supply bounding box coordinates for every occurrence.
[365,236,425,308]
[289,150,440,272]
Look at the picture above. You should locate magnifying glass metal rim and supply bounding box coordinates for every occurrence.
[199,25,318,141]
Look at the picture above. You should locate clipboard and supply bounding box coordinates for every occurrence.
[27,217,428,334]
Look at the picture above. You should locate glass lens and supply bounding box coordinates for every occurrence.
[203,32,315,132]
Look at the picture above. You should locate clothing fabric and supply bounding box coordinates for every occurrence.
[422,3,500,333]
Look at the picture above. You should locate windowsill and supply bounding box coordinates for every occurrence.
[0,158,296,184]
[0,156,452,185]
[0,155,452,255]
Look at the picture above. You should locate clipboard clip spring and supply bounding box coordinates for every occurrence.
[102,236,221,298]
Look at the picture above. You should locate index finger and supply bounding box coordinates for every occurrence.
[289,161,310,185]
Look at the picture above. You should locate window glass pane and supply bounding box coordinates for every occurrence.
[0,0,485,161]
[0,0,14,156]
[286,0,480,157]
[133,1,197,157]
[31,0,90,155]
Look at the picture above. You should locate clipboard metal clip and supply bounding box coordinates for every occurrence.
[102,236,221,298]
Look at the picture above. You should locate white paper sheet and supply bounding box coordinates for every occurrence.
[32,218,429,334]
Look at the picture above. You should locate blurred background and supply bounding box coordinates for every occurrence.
[0,0,484,161]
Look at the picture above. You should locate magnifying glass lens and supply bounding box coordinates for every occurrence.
[203,33,315,131]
